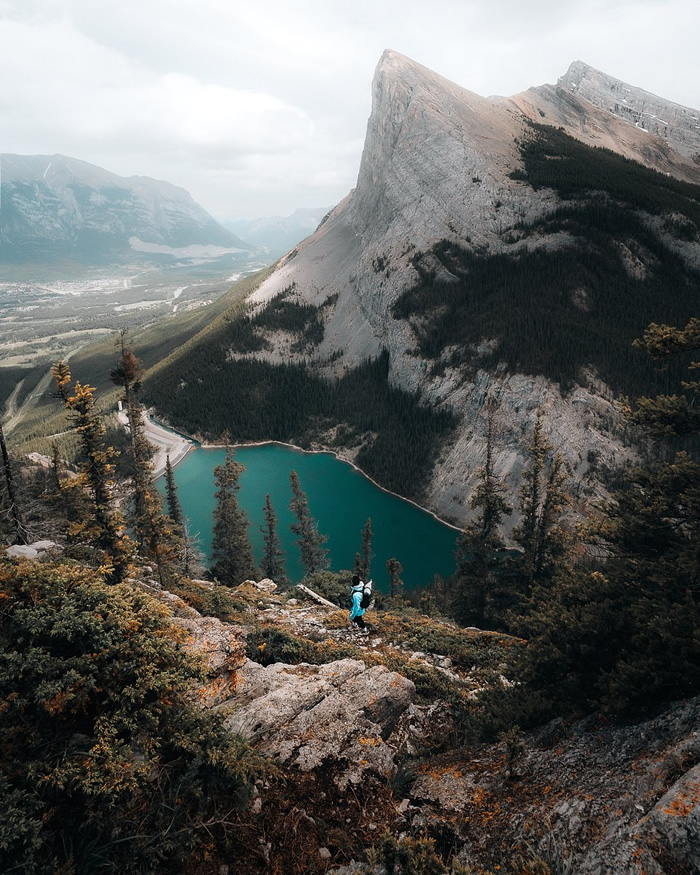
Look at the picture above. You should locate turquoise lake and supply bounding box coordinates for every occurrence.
[158,443,460,591]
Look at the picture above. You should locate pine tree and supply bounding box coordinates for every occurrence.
[353,552,362,577]
[260,493,288,585]
[454,398,511,628]
[180,518,207,579]
[386,557,404,599]
[111,334,176,584]
[358,517,373,580]
[52,362,133,583]
[164,455,184,528]
[289,469,329,577]
[47,439,91,538]
[512,410,569,600]
[0,422,29,545]
[628,317,700,436]
[519,318,700,716]
[211,450,257,586]
[594,317,700,710]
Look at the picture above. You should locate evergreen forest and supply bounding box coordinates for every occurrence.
[144,349,457,498]
[393,125,700,394]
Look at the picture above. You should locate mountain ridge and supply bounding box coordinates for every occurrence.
[146,51,700,527]
[0,152,250,270]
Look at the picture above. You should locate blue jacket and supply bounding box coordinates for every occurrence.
[349,584,365,619]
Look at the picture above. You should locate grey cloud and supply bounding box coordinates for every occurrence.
[1,0,698,218]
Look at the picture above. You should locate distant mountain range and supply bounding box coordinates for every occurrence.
[0,153,250,273]
[224,207,332,259]
[143,52,700,526]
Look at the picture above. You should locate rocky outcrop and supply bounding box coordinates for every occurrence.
[146,576,700,873]
[168,587,416,788]
[327,697,700,875]
[407,697,700,874]
[633,762,700,874]
[558,60,700,164]
[5,540,61,560]
[225,658,414,787]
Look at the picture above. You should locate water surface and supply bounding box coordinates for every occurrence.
[160,442,459,592]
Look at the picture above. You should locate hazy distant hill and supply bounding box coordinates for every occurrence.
[0,153,250,272]
[224,206,332,257]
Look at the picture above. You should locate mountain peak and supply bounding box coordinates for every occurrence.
[555,61,700,160]
[0,152,249,268]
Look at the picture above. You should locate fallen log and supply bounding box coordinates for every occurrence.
[296,583,340,610]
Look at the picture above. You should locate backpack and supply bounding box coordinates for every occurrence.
[359,579,373,610]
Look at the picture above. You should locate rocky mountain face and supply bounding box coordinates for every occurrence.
[0,153,249,269]
[242,51,700,527]
[556,60,700,162]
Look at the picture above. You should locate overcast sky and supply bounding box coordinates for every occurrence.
[2,0,698,220]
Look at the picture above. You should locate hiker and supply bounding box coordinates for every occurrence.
[349,574,371,634]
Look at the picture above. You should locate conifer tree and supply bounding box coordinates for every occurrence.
[386,557,404,599]
[211,450,257,586]
[512,410,569,600]
[47,439,91,537]
[260,493,288,585]
[358,517,373,580]
[628,317,700,436]
[0,421,29,545]
[353,552,362,577]
[289,469,329,576]
[164,455,184,528]
[454,398,511,627]
[52,361,133,582]
[179,518,206,579]
[110,334,176,584]
[519,318,700,716]
[595,317,700,709]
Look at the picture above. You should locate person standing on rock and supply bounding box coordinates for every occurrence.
[349,574,370,635]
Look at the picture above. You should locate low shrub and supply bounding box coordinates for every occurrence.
[0,558,267,873]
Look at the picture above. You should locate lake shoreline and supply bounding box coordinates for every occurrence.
[202,438,462,534]
[149,416,461,534]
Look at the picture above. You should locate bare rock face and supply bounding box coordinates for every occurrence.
[169,598,415,787]
[173,613,248,706]
[248,50,700,527]
[558,60,700,164]
[632,763,700,874]
[224,658,415,787]
[5,540,62,560]
[406,696,700,875]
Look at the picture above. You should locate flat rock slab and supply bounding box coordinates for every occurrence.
[224,657,414,786]
[5,541,61,560]
[633,763,700,874]
[173,614,248,706]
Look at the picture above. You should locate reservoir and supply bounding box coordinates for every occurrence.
[159,442,460,591]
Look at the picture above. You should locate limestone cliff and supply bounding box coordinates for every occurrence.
[242,51,700,527]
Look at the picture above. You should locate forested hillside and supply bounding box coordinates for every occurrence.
[144,348,457,498]
[393,125,700,395]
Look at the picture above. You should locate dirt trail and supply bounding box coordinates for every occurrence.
[3,380,24,422]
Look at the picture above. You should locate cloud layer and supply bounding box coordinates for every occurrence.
[1,0,698,219]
